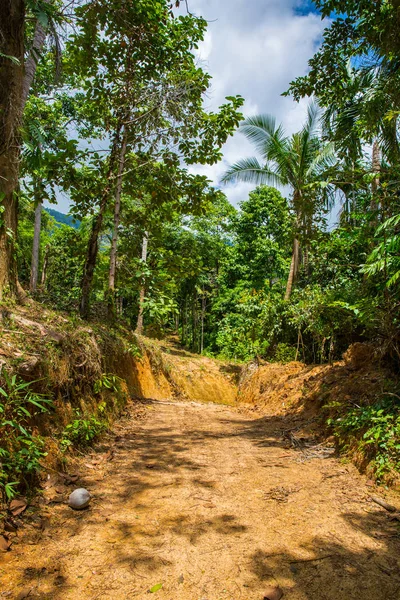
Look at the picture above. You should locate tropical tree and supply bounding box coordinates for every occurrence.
[0,0,60,300]
[222,103,335,299]
[64,0,243,319]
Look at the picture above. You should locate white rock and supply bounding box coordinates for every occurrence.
[68,488,91,510]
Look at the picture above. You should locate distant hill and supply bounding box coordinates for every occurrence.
[45,208,81,229]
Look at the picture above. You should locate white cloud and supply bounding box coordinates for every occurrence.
[51,1,326,212]
[182,0,326,205]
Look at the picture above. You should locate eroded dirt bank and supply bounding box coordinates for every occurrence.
[2,399,400,600]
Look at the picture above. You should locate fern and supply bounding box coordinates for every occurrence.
[362,214,400,287]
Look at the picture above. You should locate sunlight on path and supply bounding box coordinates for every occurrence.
[3,400,400,599]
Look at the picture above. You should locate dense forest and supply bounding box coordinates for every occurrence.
[1,1,400,498]
[0,0,398,366]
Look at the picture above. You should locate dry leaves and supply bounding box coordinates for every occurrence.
[264,486,300,503]
[0,534,12,552]
[9,497,27,516]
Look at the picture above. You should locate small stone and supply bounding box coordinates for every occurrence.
[263,586,283,600]
[68,488,91,510]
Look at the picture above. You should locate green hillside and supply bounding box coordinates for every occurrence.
[45,207,80,229]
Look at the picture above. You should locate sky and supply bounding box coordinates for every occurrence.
[179,0,327,206]
[52,0,327,213]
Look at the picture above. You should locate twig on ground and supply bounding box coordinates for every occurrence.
[289,555,335,564]
[370,496,397,513]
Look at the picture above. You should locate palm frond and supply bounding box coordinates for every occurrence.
[220,157,283,187]
[306,141,336,178]
[239,114,288,158]
[302,99,320,138]
[239,116,275,158]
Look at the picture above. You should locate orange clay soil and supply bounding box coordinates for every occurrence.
[2,396,400,600]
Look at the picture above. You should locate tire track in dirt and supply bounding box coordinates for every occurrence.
[2,399,400,599]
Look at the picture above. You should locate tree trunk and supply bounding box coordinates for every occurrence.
[107,128,128,319]
[41,244,49,286]
[21,0,50,108]
[200,292,206,354]
[80,126,122,319]
[0,1,25,301]
[284,237,299,300]
[30,199,42,293]
[135,233,148,334]
[371,138,381,215]
[0,2,51,301]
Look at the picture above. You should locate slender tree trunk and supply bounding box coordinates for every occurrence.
[41,244,49,286]
[371,138,381,216]
[21,0,50,108]
[200,292,206,354]
[302,215,312,276]
[284,237,299,301]
[192,291,198,352]
[135,233,148,334]
[0,1,25,301]
[30,199,42,293]
[107,128,128,319]
[80,126,122,319]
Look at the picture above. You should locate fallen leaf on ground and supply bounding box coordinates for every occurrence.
[59,473,79,484]
[4,519,18,532]
[10,497,27,516]
[149,583,163,593]
[0,534,11,552]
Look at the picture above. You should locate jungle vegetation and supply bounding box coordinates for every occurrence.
[0,0,399,365]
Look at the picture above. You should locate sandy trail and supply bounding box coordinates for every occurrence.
[2,399,400,599]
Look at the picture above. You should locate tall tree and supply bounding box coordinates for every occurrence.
[67,0,243,318]
[0,1,25,300]
[0,0,56,300]
[222,103,335,298]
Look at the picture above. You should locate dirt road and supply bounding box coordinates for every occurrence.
[2,399,400,599]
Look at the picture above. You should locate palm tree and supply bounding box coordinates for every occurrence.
[322,62,400,218]
[222,102,335,299]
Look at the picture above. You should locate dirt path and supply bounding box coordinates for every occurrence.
[2,399,400,600]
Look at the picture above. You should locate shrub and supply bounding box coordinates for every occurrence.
[327,396,400,481]
[93,373,122,395]
[272,343,297,364]
[0,372,53,500]
[60,412,106,451]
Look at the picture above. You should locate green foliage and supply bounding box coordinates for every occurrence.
[328,397,400,480]
[125,341,142,360]
[61,412,106,452]
[362,213,400,288]
[214,287,285,361]
[287,285,360,363]
[93,373,122,395]
[0,372,53,500]
[231,186,292,287]
[6,0,400,488]
[272,343,297,364]
[42,223,88,310]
